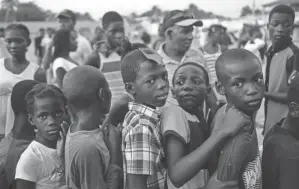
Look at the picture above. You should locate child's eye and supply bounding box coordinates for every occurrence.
[233,82,243,87]
[176,80,184,86]
[56,111,63,117]
[39,115,47,120]
[146,79,155,84]
[163,74,168,81]
[194,79,203,84]
[256,76,264,83]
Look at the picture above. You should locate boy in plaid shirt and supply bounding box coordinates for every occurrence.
[120,48,169,189]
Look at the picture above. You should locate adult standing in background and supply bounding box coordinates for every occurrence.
[57,9,92,65]
[43,9,92,70]
[34,28,45,66]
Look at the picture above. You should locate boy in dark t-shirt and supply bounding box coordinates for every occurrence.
[162,62,250,189]
[212,49,264,189]
[262,74,299,189]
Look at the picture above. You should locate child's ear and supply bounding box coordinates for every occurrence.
[125,82,136,96]
[98,88,107,102]
[206,85,212,94]
[28,114,34,126]
[27,38,32,47]
[215,81,225,96]
[170,87,176,99]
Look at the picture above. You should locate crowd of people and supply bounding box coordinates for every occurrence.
[0,3,298,189]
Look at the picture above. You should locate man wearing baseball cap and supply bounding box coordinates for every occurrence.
[42,9,92,69]
[57,9,92,65]
[157,10,218,115]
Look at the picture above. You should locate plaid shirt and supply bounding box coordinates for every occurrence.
[122,102,166,189]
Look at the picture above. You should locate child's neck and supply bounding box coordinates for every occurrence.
[35,134,57,149]
[72,106,103,132]
[226,103,255,120]
[12,55,27,63]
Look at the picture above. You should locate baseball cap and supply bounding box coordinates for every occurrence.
[161,10,203,33]
[288,72,299,103]
[122,48,164,66]
[57,9,76,21]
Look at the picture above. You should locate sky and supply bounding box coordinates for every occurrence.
[22,0,275,19]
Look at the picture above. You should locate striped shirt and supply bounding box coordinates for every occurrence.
[122,102,166,189]
[203,50,221,86]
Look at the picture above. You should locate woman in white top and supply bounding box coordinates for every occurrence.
[0,24,46,139]
[52,29,78,88]
[244,27,266,63]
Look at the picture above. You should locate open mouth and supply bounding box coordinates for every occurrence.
[247,99,262,107]
[156,93,168,100]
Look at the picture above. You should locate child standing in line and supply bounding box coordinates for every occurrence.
[63,66,122,189]
[15,84,67,189]
[212,49,264,189]
[121,48,169,189]
[162,62,249,189]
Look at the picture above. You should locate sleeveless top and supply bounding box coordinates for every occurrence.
[0,58,39,136]
[51,57,77,87]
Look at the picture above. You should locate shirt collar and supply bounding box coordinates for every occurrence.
[128,102,161,122]
[265,37,293,56]
[158,43,181,65]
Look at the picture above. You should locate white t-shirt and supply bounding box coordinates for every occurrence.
[70,34,92,66]
[15,141,66,189]
[52,57,77,85]
[244,38,265,63]
[41,36,52,48]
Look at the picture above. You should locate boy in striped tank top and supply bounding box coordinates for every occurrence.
[211,49,264,189]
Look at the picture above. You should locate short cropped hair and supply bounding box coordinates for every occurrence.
[11,80,39,114]
[25,84,66,115]
[215,48,259,82]
[121,48,157,83]
[269,4,295,22]
[172,62,210,86]
[5,24,30,40]
[62,66,108,109]
[102,11,123,30]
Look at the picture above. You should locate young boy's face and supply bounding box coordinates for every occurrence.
[4,29,29,58]
[106,21,125,49]
[133,61,169,108]
[268,12,293,45]
[29,97,66,141]
[219,59,264,114]
[172,65,207,112]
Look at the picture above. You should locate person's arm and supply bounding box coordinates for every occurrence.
[41,42,54,70]
[103,93,134,126]
[264,91,288,104]
[124,125,158,189]
[56,68,67,89]
[75,146,108,189]
[81,38,93,64]
[34,67,46,83]
[253,38,266,50]
[262,141,279,189]
[162,106,249,188]
[127,175,148,189]
[15,179,35,189]
[105,164,123,189]
[15,154,39,189]
[34,38,38,56]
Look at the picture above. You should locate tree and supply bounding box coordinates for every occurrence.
[1,0,19,22]
[240,5,253,17]
[240,5,262,17]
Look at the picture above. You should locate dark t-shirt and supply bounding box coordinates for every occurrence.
[262,118,299,189]
[211,105,262,189]
[34,36,43,57]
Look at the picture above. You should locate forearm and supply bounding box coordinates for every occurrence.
[169,132,227,187]
[42,46,53,69]
[265,91,288,104]
[105,164,123,189]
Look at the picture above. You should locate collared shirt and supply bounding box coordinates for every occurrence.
[157,43,205,106]
[122,102,166,189]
